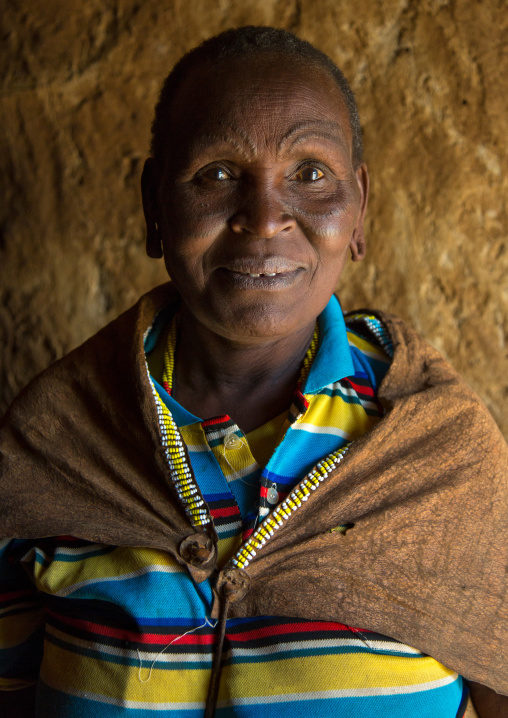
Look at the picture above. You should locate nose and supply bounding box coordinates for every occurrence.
[229,184,296,238]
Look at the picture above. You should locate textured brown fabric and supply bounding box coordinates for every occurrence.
[1,283,507,695]
[0,284,214,562]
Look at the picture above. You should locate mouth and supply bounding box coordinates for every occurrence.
[220,257,304,275]
[217,266,304,290]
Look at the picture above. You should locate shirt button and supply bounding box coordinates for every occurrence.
[267,486,279,505]
[224,433,242,450]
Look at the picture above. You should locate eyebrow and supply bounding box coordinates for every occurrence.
[277,120,349,152]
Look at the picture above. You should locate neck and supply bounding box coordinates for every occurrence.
[172,306,316,433]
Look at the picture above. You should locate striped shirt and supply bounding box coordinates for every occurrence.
[0,296,468,716]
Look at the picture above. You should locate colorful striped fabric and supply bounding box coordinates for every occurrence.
[0,296,468,716]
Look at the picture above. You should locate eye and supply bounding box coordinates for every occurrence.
[196,165,232,182]
[211,167,230,180]
[293,165,325,182]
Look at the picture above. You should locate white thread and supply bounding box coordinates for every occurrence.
[137,617,218,683]
[350,628,375,650]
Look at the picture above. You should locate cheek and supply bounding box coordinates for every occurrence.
[161,187,231,243]
[311,223,349,240]
[291,187,361,244]
[296,208,357,249]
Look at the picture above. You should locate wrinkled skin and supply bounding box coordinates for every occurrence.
[142,53,369,429]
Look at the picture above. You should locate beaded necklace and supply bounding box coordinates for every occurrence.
[162,315,178,396]
[152,315,318,531]
[230,312,394,571]
[150,311,393,551]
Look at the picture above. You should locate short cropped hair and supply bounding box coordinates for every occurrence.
[150,26,364,168]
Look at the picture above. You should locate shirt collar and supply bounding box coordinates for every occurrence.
[151,377,202,425]
[302,295,354,394]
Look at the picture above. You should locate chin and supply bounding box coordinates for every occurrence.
[210,302,312,343]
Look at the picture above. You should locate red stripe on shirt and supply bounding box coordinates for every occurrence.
[210,505,241,518]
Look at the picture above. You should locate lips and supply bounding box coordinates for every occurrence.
[220,257,305,276]
[217,267,304,291]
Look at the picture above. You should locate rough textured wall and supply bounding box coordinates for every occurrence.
[1,0,507,437]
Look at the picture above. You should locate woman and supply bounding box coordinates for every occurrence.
[1,27,507,718]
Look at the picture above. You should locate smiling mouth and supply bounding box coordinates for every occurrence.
[218,266,304,289]
[222,258,304,275]
[217,257,305,288]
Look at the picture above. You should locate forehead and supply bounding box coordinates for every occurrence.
[164,54,353,161]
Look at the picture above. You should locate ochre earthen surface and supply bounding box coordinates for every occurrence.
[1,0,507,437]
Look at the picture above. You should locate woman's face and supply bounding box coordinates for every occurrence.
[145,54,368,344]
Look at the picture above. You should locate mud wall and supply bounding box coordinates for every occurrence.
[1,0,507,437]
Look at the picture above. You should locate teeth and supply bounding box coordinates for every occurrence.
[245,272,278,278]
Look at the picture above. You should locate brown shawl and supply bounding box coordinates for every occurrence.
[1,283,507,694]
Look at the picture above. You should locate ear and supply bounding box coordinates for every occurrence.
[141,158,163,259]
[350,163,369,262]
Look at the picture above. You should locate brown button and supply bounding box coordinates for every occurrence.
[216,567,251,603]
[179,534,215,568]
